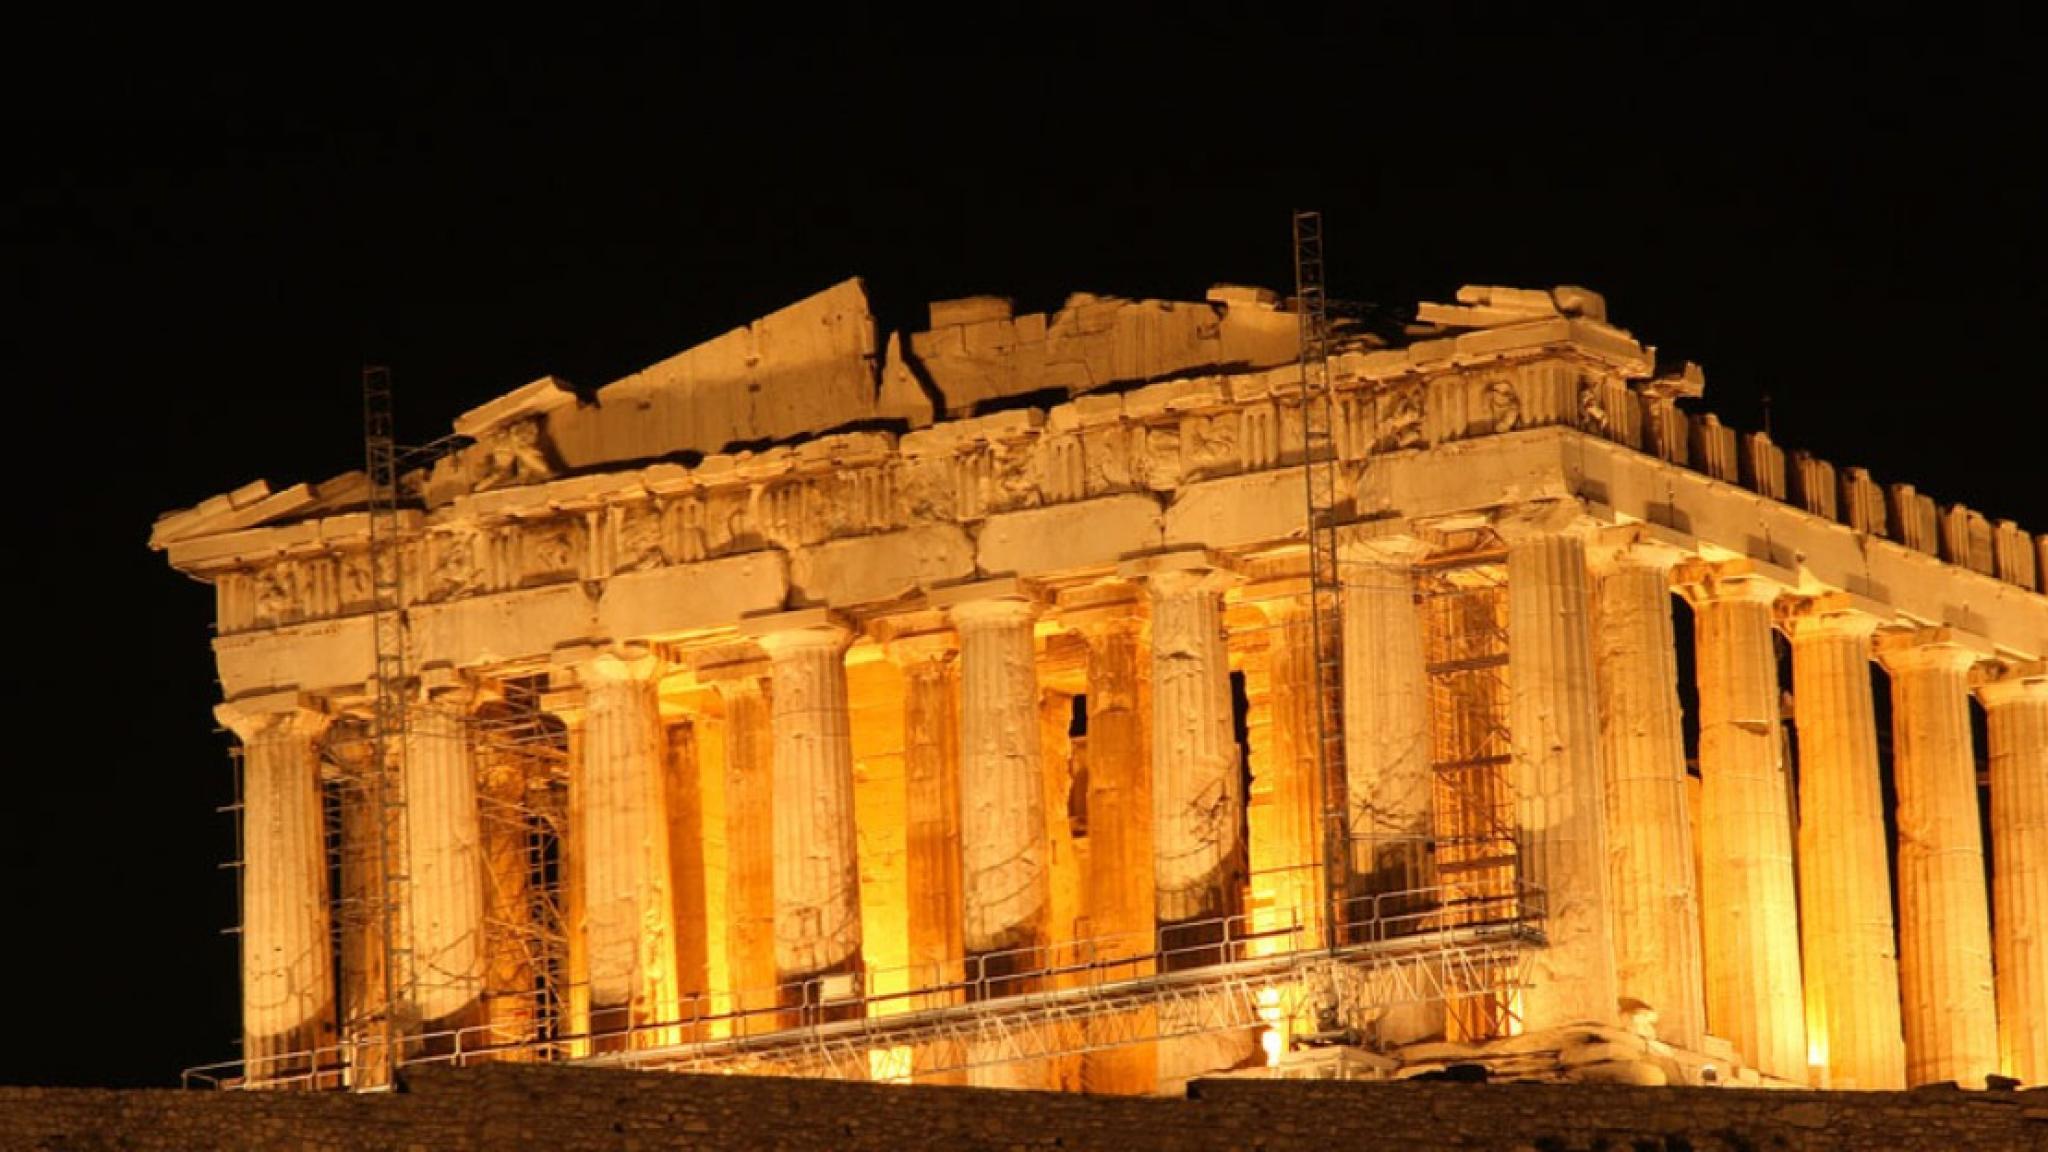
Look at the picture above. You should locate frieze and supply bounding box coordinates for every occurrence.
[205,334,2040,639]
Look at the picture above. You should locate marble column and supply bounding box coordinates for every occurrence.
[663,720,712,1029]
[474,708,535,1054]
[1139,555,1254,1090]
[577,648,681,1049]
[702,657,778,1035]
[1069,592,1158,1096]
[885,630,965,997]
[946,592,1050,973]
[750,612,864,998]
[1782,598,1904,1088]
[216,692,335,1084]
[1505,529,1617,1031]
[1673,562,1807,1083]
[1143,560,1244,944]
[1878,630,1997,1088]
[1246,592,1323,954]
[1976,663,2048,1084]
[1590,545,1706,1051]
[885,626,965,1084]
[939,587,1052,1091]
[403,684,486,1043]
[1338,540,1434,926]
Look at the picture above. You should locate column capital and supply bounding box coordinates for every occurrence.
[562,643,663,687]
[1671,559,1786,608]
[1585,523,1693,574]
[930,577,1043,630]
[1334,526,1431,568]
[1875,627,1992,676]
[1777,593,1885,643]
[215,690,327,743]
[742,607,854,657]
[1488,498,1603,545]
[1120,548,1239,596]
[1055,582,1147,638]
[875,612,959,670]
[1973,659,2048,708]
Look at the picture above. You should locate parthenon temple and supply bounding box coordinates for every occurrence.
[152,277,2047,1095]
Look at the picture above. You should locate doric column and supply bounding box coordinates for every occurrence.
[576,647,681,1048]
[1505,527,1617,1031]
[1782,597,1904,1088]
[664,719,712,1023]
[938,584,1052,1091]
[1066,589,1158,1096]
[698,651,778,1035]
[748,611,864,994]
[940,587,1050,970]
[215,692,335,1084]
[882,620,966,1084]
[1589,541,1706,1051]
[1976,662,2048,1084]
[1135,555,1253,1090]
[1337,538,1433,921]
[473,702,536,1054]
[1673,562,1806,1083]
[882,626,965,998]
[1137,557,1244,942]
[1878,629,1997,1088]
[403,677,486,1041]
[1244,588,1323,954]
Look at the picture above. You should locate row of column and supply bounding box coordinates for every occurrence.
[217,536,2048,1089]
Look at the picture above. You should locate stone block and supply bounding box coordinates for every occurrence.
[1164,470,1308,552]
[976,495,1164,578]
[789,525,975,608]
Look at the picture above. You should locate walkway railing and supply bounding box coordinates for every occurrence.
[182,879,1544,1090]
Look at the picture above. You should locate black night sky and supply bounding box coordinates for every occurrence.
[5,17,2043,1087]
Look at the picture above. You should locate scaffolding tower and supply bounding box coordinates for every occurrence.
[1292,209,1352,953]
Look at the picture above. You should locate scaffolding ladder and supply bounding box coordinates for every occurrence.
[360,365,416,1084]
[1292,210,1351,952]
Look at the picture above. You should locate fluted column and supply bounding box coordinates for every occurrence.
[884,625,965,1084]
[885,629,965,997]
[1142,560,1244,939]
[474,706,535,1054]
[664,720,711,1023]
[1069,591,1157,1095]
[1673,562,1806,1083]
[216,693,335,1084]
[1976,663,2048,1084]
[403,683,486,1041]
[750,612,864,995]
[1135,555,1254,1090]
[1878,630,1997,1087]
[945,592,1050,968]
[1590,545,1706,1050]
[1338,539,1433,920]
[1505,529,1617,1031]
[577,648,681,1048]
[700,654,777,1034]
[1246,592,1323,954]
[1782,598,1904,1088]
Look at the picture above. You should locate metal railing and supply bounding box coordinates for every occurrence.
[183,879,1543,1090]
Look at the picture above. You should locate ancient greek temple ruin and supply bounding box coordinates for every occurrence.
[151,276,2047,1096]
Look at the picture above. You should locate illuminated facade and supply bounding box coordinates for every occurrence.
[153,280,2046,1093]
